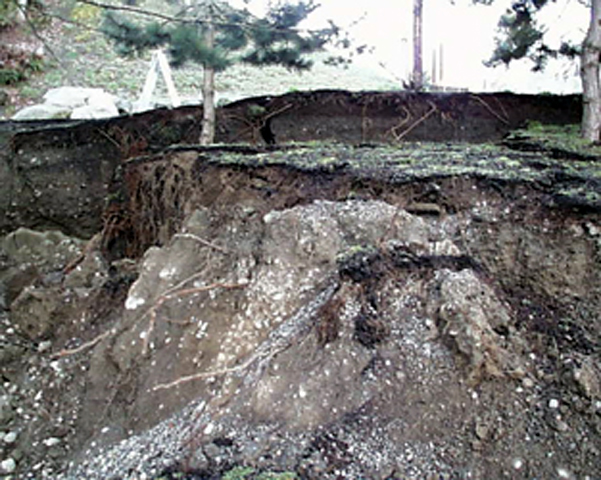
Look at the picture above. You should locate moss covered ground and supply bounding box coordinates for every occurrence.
[504,122,601,160]
[179,134,600,211]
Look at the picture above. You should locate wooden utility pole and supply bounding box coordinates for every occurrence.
[412,0,424,90]
[431,48,437,85]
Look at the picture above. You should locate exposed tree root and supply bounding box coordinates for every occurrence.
[395,101,438,141]
[140,281,247,356]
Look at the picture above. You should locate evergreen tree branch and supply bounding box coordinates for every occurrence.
[77,0,338,36]
[77,0,195,24]
[93,0,349,144]
[41,10,102,34]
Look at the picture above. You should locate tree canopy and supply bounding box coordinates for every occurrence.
[480,0,581,71]
[98,0,346,143]
[478,0,601,142]
[101,0,340,72]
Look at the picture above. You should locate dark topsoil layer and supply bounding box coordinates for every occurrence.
[0,89,597,241]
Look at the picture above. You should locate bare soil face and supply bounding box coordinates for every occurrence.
[0,93,600,480]
[0,141,600,480]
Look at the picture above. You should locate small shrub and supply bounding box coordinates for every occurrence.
[0,68,24,85]
[246,104,266,118]
[0,47,45,86]
[256,472,297,480]
[525,120,544,132]
[222,466,255,480]
[0,1,18,30]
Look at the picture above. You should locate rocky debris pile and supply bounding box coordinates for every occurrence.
[1,185,600,479]
[60,200,526,479]
[0,228,86,478]
[64,196,600,480]
[11,87,129,121]
[0,138,600,479]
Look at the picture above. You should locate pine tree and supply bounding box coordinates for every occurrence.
[99,0,344,144]
[477,0,601,142]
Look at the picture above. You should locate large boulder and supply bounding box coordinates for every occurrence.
[12,87,121,120]
[43,87,106,110]
[11,103,71,120]
[71,90,120,119]
[0,228,87,338]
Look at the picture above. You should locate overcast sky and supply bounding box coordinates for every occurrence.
[235,0,589,93]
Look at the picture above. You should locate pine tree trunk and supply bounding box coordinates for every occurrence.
[412,0,424,90]
[581,0,601,142]
[200,22,216,145]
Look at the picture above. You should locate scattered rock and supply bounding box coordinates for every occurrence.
[11,103,71,120]
[0,395,14,425]
[557,466,574,479]
[570,358,601,399]
[37,340,52,353]
[436,268,521,382]
[475,421,489,440]
[522,377,535,388]
[2,227,84,272]
[584,222,600,237]
[43,437,61,448]
[0,264,39,310]
[3,431,17,444]
[10,287,65,339]
[0,457,16,474]
[512,458,524,470]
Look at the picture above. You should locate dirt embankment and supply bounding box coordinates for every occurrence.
[0,90,581,237]
[0,92,600,480]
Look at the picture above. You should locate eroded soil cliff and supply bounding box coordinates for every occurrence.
[0,135,600,480]
[0,90,582,238]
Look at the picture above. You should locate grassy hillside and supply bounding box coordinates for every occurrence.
[2,0,400,116]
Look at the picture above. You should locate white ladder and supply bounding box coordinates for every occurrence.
[134,49,181,112]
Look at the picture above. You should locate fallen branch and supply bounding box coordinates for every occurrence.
[141,281,247,355]
[388,106,413,142]
[263,103,293,122]
[225,103,293,144]
[492,96,510,121]
[470,94,510,125]
[161,268,211,298]
[62,233,102,277]
[151,277,340,391]
[96,127,122,151]
[152,354,258,391]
